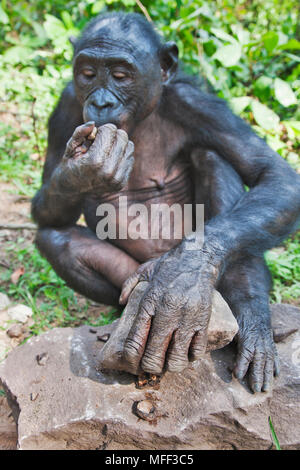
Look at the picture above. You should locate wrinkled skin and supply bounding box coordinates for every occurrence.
[31,12,300,392]
[119,244,220,374]
[56,122,134,195]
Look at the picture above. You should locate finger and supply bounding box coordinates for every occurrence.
[188,327,208,361]
[65,122,95,155]
[90,123,117,160]
[233,345,254,380]
[262,357,274,392]
[125,140,135,159]
[249,351,265,393]
[114,155,134,186]
[123,296,155,373]
[141,310,175,375]
[166,329,194,373]
[103,129,129,173]
[119,271,141,305]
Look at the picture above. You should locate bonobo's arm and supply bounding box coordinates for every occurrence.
[32,83,135,228]
[32,83,84,227]
[169,82,300,259]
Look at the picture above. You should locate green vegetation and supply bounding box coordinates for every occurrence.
[0,0,299,334]
[269,416,281,450]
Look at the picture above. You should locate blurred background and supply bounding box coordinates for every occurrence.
[0,1,299,337]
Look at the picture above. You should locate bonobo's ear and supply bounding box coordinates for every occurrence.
[69,35,77,49]
[159,41,179,82]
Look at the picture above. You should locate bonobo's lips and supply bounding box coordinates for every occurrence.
[83,110,120,129]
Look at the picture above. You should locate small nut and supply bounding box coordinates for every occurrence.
[87,127,98,140]
[97,334,110,342]
[36,352,49,366]
[133,400,156,421]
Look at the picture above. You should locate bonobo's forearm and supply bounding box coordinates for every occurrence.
[203,166,300,265]
[32,170,82,227]
[35,225,139,304]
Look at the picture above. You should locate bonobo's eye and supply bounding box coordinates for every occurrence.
[81,68,96,79]
[112,71,128,81]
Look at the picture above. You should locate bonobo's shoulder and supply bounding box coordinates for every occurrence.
[51,81,81,117]
[169,73,227,110]
[48,81,82,139]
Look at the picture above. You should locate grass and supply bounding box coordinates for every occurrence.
[269,416,281,450]
[0,238,119,338]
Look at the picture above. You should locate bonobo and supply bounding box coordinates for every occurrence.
[32,12,300,392]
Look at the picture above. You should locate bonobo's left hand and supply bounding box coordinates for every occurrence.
[119,245,220,374]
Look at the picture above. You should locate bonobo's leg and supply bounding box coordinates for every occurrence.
[217,255,278,391]
[193,149,278,391]
[35,225,139,306]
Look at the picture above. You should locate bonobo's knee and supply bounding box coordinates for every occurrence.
[35,227,70,259]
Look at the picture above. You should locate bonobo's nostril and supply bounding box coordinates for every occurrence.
[91,101,114,110]
[89,89,116,111]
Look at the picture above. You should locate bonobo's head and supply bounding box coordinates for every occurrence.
[72,12,178,134]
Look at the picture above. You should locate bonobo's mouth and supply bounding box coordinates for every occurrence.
[83,110,120,129]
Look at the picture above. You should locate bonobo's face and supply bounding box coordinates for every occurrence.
[73,18,165,135]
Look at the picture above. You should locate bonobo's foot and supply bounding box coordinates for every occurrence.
[234,314,279,393]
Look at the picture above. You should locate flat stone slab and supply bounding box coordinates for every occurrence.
[0,304,299,450]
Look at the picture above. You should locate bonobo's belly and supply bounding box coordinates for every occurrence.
[83,165,193,262]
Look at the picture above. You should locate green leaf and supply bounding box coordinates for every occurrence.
[91,1,105,14]
[251,100,280,131]
[253,76,273,101]
[212,43,242,67]
[61,11,74,30]
[274,78,297,107]
[210,28,237,44]
[263,32,279,53]
[3,46,33,65]
[230,24,250,45]
[0,5,9,24]
[278,39,300,50]
[44,14,67,40]
[229,96,251,114]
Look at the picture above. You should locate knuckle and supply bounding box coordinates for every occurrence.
[239,346,254,363]
[124,338,143,361]
[126,141,135,155]
[141,352,163,374]
[117,128,128,142]
[102,123,117,134]
[167,352,188,372]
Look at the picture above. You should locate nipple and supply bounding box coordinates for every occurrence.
[150,177,165,190]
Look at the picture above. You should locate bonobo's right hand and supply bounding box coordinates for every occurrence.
[54,122,134,195]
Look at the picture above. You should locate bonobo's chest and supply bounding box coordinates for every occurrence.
[83,115,194,262]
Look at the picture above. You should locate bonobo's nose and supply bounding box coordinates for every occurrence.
[90,88,116,111]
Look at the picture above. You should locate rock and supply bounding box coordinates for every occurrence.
[0,331,12,363]
[7,304,33,324]
[0,396,17,450]
[0,303,299,450]
[0,300,31,361]
[6,324,24,339]
[98,282,238,374]
[0,293,11,310]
